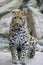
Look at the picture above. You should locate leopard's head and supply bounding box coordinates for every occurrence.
[10,9,27,28]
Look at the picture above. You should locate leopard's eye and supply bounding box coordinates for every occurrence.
[15,17,16,19]
[12,11,16,14]
[19,17,22,19]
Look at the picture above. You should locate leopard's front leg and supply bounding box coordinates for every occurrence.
[9,42,18,64]
[20,43,29,64]
[27,40,35,58]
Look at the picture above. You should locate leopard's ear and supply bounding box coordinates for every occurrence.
[22,11,28,16]
[19,11,27,16]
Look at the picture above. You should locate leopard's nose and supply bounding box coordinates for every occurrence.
[15,23,19,25]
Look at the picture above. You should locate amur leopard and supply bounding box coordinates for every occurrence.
[9,9,35,64]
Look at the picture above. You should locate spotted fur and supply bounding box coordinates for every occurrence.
[9,10,35,64]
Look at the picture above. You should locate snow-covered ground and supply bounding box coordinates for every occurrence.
[0,51,43,65]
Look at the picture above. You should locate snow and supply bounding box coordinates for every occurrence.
[27,0,37,7]
[0,51,43,65]
[0,0,23,14]
[0,0,5,3]
[36,44,43,52]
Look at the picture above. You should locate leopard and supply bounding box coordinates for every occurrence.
[9,9,36,64]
